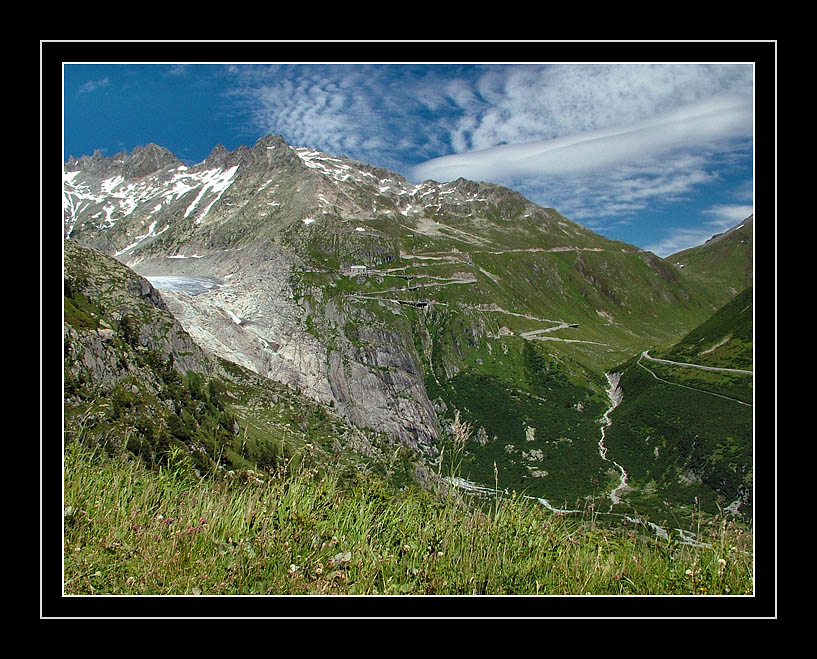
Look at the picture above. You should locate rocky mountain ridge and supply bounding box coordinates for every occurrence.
[666,215,753,295]
[63,134,610,260]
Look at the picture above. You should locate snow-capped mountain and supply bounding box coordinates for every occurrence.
[63,134,606,264]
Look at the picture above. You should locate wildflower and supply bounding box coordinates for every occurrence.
[685,568,694,576]
[289,564,299,574]
[200,517,207,525]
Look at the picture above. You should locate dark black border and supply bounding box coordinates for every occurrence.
[43,40,777,620]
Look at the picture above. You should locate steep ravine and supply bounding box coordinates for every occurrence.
[594,370,712,547]
[599,371,629,511]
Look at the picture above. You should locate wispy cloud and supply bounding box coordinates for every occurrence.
[167,64,191,76]
[225,63,753,251]
[534,153,720,220]
[226,64,474,173]
[78,77,110,94]
[230,63,751,178]
[446,64,752,151]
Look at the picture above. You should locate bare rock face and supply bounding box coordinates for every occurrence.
[133,243,440,452]
[63,240,213,397]
[325,317,440,453]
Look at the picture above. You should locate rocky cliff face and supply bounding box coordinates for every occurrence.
[128,241,440,452]
[63,239,213,396]
[63,238,437,485]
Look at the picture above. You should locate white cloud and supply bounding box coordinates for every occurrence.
[703,204,755,224]
[409,93,752,183]
[78,77,109,94]
[430,64,748,154]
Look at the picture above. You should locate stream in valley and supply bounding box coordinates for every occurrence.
[448,370,711,547]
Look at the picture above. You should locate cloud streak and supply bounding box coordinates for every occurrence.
[409,93,752,182]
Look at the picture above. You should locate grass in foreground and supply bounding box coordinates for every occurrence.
[63,439,753,596]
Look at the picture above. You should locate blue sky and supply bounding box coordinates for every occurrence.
[63,60,756,257]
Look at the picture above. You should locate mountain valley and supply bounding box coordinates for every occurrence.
[62,135,755,533]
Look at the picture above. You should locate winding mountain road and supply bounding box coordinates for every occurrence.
[641,351,752,375]
[637,352,752,407]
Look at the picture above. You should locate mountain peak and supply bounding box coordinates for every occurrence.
[123,143,182,178]
[65,143,182,180]
[203,144,229,165]
[253,134,289,149]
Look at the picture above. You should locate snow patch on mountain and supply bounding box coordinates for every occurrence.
[182,165,240,224]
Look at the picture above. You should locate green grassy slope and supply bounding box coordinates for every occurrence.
[600,287,754,526]
[63,425,754,596]
[666,216,753,302]
[602,356,752,526]
[282,201,747,518]
[656,286,753,370]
